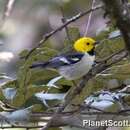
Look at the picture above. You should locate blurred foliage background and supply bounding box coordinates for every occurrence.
[0,0,129,130]
[0,0,105,77]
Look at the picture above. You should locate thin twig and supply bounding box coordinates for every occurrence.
[32,105,130,117]
[60,6,72,44]
[84,0,96,36]
[0,125,44,129]
[96,48,125,63]
[24,4,103,60]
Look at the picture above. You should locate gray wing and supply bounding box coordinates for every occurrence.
[48,53,84,68]
[30,53,84,69]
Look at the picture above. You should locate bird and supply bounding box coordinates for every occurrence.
[30,37,99,80]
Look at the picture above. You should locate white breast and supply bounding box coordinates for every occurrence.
[58,53,95,80]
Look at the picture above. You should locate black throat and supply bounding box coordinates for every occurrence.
[87,47,95,56]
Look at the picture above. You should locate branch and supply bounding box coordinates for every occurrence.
[64,50,127,108]
[2,101,130,129]
[24,4,103,59]
[30,107,130,129]
[0,125,44,129]
[60,6,72,44]
[31,108,130,117]
[101,0,130,54]
[42,50,128,130]
[84,0,96,36]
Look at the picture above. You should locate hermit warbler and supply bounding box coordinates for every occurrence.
[30,37,98,80]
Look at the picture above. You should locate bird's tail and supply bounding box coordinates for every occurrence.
[30,62,49,68]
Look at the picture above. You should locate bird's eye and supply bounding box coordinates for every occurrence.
[86,43,90,45]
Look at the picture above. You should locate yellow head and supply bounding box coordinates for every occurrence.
[74,37,96,53]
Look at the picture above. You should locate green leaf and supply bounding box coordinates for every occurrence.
[19,49,29,58]
[95,38,125,60]
[17,47,58,94]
